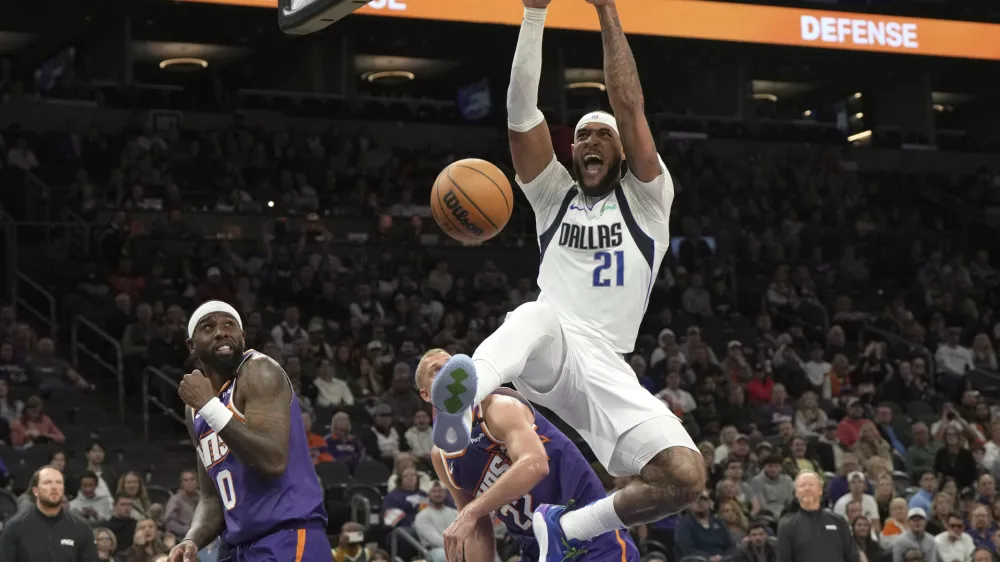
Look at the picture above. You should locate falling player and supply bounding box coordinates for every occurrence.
[429,0,705,559]
[418,349,640,562]
[168,301,331,562]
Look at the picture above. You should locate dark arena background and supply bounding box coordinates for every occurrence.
[1,0,1000,560]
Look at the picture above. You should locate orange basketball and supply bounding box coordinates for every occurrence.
[430,158,513,243]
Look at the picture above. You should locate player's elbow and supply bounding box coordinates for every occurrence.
[525,455,550,481]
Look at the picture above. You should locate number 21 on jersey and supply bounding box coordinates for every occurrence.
[593,250,624,287]
[216,469,237,510]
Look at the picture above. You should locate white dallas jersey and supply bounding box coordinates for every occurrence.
[517,154,675,353]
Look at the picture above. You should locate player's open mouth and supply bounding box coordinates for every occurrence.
[583,154,603,176]
[214,344,234,356]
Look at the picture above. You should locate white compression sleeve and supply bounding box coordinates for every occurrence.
[507,7,547,133]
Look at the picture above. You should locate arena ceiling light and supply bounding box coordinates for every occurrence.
[848,130,872,143]
[566,82,606,91]
[753,93,778,102]
[853,92,863,99]
[159,58,209,71]
[363,70,415,83]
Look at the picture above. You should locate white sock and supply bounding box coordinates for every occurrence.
[473,357,503,405]
[559,492,626,542]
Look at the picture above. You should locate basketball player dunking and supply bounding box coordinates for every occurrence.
[418,349,641,562]
[428,0,706,560]
[168,301,331,562]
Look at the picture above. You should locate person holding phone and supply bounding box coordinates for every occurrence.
[331,522,370,562]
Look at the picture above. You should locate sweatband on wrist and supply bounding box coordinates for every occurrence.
[507,7,547,133]
[199,397,234,433]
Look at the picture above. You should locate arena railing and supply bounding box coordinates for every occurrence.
[14,272,57,338]
[70,315,125,425]
[141,366,187,441]
[389,527,430,562]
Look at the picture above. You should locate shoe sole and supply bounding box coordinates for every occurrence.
[533,509,551,561]
[430,354,477,452]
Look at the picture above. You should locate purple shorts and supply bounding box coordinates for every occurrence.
[222,527,332,562]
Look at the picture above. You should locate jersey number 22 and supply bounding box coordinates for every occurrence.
[593,251,624,287]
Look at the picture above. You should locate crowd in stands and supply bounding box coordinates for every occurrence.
[1,93,1000,562]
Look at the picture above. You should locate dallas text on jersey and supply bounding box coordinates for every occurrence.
[557,222,623,251]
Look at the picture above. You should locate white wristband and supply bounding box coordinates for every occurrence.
[199,397,234,433]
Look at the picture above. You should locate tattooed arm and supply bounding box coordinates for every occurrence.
[218,355,292,477]
[592,0,661,183]
[182,407,225,549]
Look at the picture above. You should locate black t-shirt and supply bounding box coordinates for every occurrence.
[0,507,99,562]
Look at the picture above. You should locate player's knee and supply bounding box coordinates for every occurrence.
[642,446,706,508]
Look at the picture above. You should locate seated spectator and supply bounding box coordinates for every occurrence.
[11,395,65,446]
[717,498,748,543]
[121,517,168,562]
[936,328,974,397]
[313,358,354,409]
[746,364,775,404]
[882,498,911,549]
[875,473,897,522]
[0,378,23,423]
[783,436,823,483]
[852,516,888,562]
[362,403,408,464]
[760,383,793,432]
[413,481,458,562]
[716,458,757,513]
[834,472,880,528]
[332,521,371,562]
[69,471,112,524]
[827,454,869,506]
[656,371,696,414]
[325,412,364,469]
[106,494,138,551]
[971,334,997,372]
[713,425,738,464]
[906,424,941,481]
[854,423,894,468]
[116,471,152,520]
[791,392,825,439]
[162,470,199,539]
[720,386,758,433]
[382,467,428,530]
[388,452,433,493]
[977,474,997,507]
[25,337,91,393]
[381,363,423,425]
[935,427,979,490]
[751,454,794,516]
[732,521,776,562]
[404,409,433,463]
[675,491,735,559]
[816,419,845,473]
[94,527,118,561]
[934,514,974,562]
[838,401,872,449]
[893,508,938,562]
[927,493,955,537]
[302,412,333,465]
[966,505,997,551]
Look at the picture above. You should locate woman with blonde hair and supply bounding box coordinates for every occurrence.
[718,498,748,542]
[927,492,954,536]
[123,518,168,562]
[880,497,909,548]
[874,473,896,523]
[794,391,828,437]
[854,423,893,466]
[116,471,152,520]
[94,527,118,561]
[386,452,432,492]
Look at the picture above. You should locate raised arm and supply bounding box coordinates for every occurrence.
[216,356,292,476]
[178,408,225,553]
[431,448,496,562]
[507,0,555,184]
[590,0,661,183]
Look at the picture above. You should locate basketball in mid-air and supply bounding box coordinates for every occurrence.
[430,158,513,243]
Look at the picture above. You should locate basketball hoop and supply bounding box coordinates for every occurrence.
[278,0,369,35]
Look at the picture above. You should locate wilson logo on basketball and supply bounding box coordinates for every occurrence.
[443,191,485,236]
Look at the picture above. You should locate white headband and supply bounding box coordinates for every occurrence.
[188,301,243,338]
[575,111,619,137]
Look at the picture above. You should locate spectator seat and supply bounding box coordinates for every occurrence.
[316,461,352,491]
[353,460,391,487]
[146,485,172,506]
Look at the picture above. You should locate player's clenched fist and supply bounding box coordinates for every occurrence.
[167,539,199,562]
[178,369,216,411]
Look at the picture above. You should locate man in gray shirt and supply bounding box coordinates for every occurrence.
[893,508,939,562]
[413,481,458,561]
[750,455,794,516]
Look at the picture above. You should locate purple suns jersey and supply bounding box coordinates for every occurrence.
[440,389,610,557]
[191,350,327,546]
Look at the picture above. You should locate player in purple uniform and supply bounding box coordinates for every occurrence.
[416,349,640,562]
[169,301,331,562]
